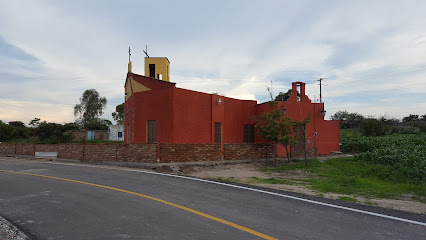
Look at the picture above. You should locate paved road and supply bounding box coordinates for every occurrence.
[0,157,425,240]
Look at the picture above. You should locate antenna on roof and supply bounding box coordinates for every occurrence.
[143,44,149,58]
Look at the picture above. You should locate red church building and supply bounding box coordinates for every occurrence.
[124,57,339,156]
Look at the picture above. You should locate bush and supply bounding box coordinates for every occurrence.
[360,118,389,136]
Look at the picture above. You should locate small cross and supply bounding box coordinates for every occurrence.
[128,47,131,62]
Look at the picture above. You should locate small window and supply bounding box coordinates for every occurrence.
[117,132,123,138]
[243,125,255,143]
[147,120,156,143]
[214,122,222,143]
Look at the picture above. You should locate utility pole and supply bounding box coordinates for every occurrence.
[317,78,325,103]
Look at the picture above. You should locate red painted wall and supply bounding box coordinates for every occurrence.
[124,74,339,156]
[254,82,340,156]
[173,88,212,143]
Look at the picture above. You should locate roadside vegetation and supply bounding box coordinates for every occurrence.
[261,157,425,202]
[259,110,426,203]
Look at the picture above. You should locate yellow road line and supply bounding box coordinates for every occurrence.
[0,170,278,240]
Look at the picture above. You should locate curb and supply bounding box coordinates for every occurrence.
[0,216,31,240]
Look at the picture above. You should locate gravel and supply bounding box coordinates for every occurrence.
[0,216,30,240]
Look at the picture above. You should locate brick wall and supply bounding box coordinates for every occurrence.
[117,144,157,163]
[16,144,35,156]
[224,143,274,160]
[35,144,59,152]
[65,131,87,141]
[2,143,276,163]
[292,147,317,158]
[65,130,109,141]
[57,144,84,160]
[160,143,222,163]
[83,144,117,161]
[0,144,16,155]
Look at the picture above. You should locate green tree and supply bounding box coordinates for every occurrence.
[34,121,74,143]
[274,89,292,101]
[331,110,364,129]
[29,118,41,127]
[402,114,419,122]
[254,102,309,163]
[360,118,388,137]
[8,121,25,128]
[74,89,107,129]
[112,103,124,125]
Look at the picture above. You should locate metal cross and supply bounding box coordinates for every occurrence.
[128,47,131,62]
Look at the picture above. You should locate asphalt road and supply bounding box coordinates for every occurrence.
[0,157,425,240]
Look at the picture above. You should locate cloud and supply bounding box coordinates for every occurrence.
[0,0,426,124]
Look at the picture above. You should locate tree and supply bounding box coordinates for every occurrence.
[34,121,74,143]
[29,118,41,127]
[8,121,25,128]
[360,118,388,137]
[331,110,364,129]
[274,89,292,101]
[74,89,107,128]
[402,114,420,122]
[112,103,124,125]
[254,102,310,163]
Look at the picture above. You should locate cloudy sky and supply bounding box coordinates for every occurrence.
[1,0,425,124]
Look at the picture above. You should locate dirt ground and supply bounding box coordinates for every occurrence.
[184,162,426,214]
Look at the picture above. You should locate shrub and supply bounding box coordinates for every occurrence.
[360,118,389,136]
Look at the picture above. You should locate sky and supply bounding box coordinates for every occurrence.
[1,0,425,125]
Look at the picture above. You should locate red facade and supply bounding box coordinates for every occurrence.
[124,72,340,156]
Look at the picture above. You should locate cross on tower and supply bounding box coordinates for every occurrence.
[128,47,131,62]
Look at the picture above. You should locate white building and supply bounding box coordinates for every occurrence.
[108,125,124,141]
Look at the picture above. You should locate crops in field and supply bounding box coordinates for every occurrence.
[341,134,426,185]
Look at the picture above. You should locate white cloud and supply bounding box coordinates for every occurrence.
[1,0,426,124]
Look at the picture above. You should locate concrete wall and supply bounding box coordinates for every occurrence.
[109,125,124,141]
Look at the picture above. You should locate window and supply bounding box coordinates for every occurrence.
[149,64,155,78]
[147,120,156,143]
[243,125,255,143]
[297,83,301,102]
[214,122,222,143]
[117,131,123,138]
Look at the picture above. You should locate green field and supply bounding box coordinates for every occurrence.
[341,134,426,185]
[262,157,425,201]
[261,133,426,202]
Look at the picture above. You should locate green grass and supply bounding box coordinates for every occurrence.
[248,177,294,185]
[340,128,362,138]
[262,157,426,201]
[3,138,34,143]
[338,196,358,202]
[217,177,240,182]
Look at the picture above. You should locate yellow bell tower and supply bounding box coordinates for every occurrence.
[144,57,170,82]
